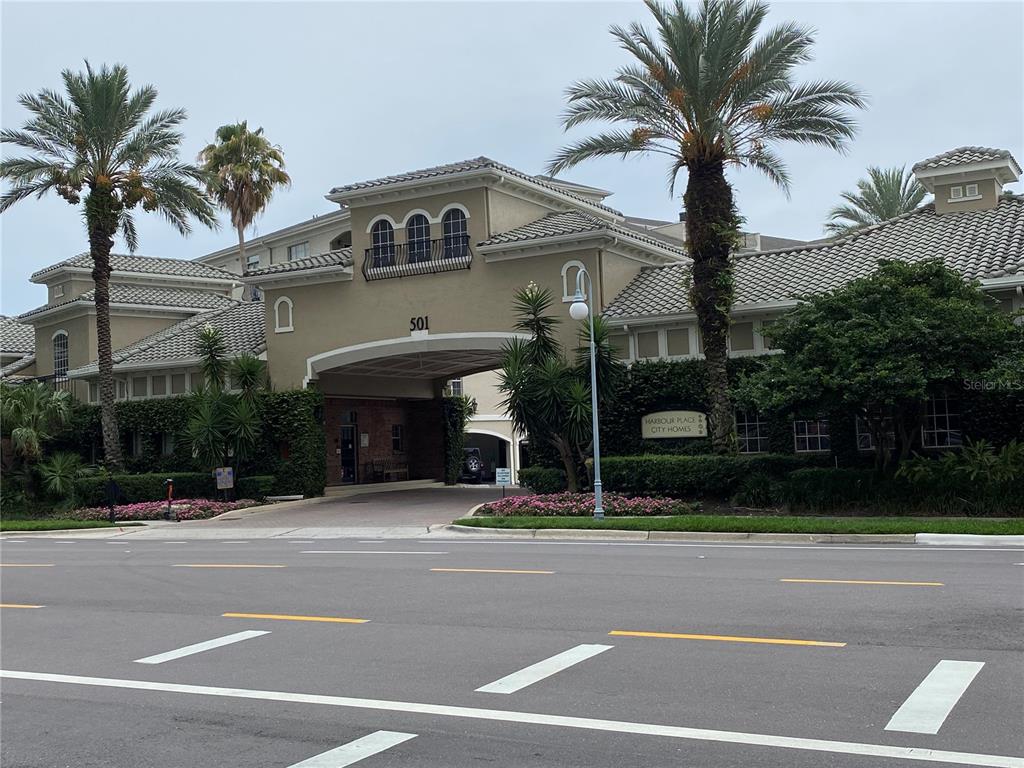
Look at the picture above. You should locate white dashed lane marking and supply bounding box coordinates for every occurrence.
[886,660,985,735]
[287,731,416,767]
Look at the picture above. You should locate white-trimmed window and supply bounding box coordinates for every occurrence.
[88,382,99,403]
[391,424,405,452]
[855,416,894,452]
[794,419,830,453]
[635,330,660,360]
[53,284,65,298]
[965,183,979,198]
[287,242,310,261]
[729,322,756,353]
[170,373,187,395]
[151,375,167,397]
[560,260,586,302]
[666,328,690,358]
[371,220,396,266]
[246,253,261,270]
[736,410,768,453]
[608,334,630,361]
[922,396,962,449]
[950,186,964,200]
[52,330,69,377]
[447,378,463,397]
[132,376,148,398]
[274,296,294,333]
[441,208,468,259]
[406,214,431,263]
[116,380,127,400]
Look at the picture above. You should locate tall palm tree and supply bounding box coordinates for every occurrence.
[824,165,927,235]
[0,62,217,469]
[548,0,865,452]
[198,122,290,274]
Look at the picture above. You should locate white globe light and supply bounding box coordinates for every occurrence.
[569,301,589,321]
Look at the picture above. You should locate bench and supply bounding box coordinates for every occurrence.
[367,457,410,482]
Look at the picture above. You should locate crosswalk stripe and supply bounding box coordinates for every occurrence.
[476,644,613,694]
[287,731,416,767]
[885,660,985,734]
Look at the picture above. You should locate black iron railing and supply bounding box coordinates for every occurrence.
[362,235,472,281]
[20,374,76,393]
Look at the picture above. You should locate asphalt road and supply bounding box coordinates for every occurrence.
[2,536,1022,767]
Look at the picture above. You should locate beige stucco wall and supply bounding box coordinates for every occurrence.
[485,189,552,236]
[462,370,505,414]
[110,313,190,352]
[933,178,1001,215]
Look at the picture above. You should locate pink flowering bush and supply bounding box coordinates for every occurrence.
[73,498,261,522]
[478,492,695,517]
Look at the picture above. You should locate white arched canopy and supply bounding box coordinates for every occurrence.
[305,332,529,385]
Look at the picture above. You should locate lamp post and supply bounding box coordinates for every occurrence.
[569,267,604,520]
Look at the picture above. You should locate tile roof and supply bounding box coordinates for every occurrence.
[0,354,35,378]
[68,301,265,376]
[18,286,235,320]
[478,211,686,256]
[912,146,1015,172]
[0,316,35,354]
[330,156,622,215]
[604,195,1024,319]
[31,253,237,282]
[246,249,352,277]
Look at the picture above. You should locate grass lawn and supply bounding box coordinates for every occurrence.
[454,515,1024,535]
[0,519,143,532]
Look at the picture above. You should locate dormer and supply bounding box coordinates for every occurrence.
[912,146,1021,215]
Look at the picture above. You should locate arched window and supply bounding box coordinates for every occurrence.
[274,296,294,333]
[560,260,585,302]
[406,214,431,263]
[370,219,395,267]
[52,330,69,377]
[442,208,468,259]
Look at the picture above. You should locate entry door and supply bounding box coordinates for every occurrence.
[340,425,357,484]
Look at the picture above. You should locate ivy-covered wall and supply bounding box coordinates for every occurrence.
[56,389,326,496]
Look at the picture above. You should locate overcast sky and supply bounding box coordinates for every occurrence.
[2,1,1022,316]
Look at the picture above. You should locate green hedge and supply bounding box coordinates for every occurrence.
[517,467,567,494]
[74,472,275,506]
[599,454,826,499]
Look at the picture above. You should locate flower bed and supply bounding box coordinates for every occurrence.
[477,492,695,517]
[73,498,261,522]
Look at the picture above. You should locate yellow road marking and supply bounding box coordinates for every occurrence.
[0,603,44,609]
[780,578,944,587]
[0,564,55,567]
[223,612,369,624]
[609,630,846,648]
[430,568,555,575]
[173,564,286,569]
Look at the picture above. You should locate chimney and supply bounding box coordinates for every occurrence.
[912,146,1021,215]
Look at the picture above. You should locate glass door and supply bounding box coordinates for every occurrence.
[340,425,357,484]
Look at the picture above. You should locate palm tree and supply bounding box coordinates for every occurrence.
[824,165,927,235]
[198,122,290,274]
[0,381,72,463]
[0,62,217,469]
[548,0,865,453]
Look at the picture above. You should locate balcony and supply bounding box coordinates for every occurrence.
[362,235,472,281]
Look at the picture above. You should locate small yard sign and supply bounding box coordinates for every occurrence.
[495,468,512,486]
[641,410,708,439]
[215,466,235,490]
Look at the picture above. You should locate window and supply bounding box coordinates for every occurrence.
[441,208,468,259]
[52,330,68,377]
[666,328,690,357]
[274,296,294,333]
[370,220,396,266]
[160,432,176,456]
[88,382,98,403]
[53,284,65,298]
[736,410,768,453]
[391,424,405,452]
[949,186,964,200]
[447,378,463,396]
[608,334,630,360]
[923,396,962,449]
[560,260,585,301]
[116,380,127,399]
[965,183,979,197]
[246,253,261,270]
[794,419,830,453]
[406,214,431,263]
[171,373,187,394]
[855,416,894,452]
[190,372,203,392]
[131,376,148,398]
[128,430,143,457]
[287,242,310,261]
[152,375,167,397]
[636,331,660,359]
[729,322,755,352]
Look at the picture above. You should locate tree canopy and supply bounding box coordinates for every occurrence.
[825,165,927,236]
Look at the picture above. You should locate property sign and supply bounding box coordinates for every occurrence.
[641,410,708,439]
[495,468,512,486]
[215,466,235,490]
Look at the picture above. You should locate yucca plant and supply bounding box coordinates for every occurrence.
[548,0,865,452]
[37,451,85,500]
[0,62,217,468]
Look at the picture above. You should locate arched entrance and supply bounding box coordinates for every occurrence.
[465,428,516,484]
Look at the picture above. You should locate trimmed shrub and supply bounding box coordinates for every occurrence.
[236,475,275,500]
[518,466,567,494]
[599,454,826,499]
[478,492,696,517]
[74,472,277,505]
[73,498,260,521]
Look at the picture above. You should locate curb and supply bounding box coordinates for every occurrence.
[442,525,1023,545]
[0,525,145,537]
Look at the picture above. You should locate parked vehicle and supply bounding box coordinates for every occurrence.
[460,448,484,483]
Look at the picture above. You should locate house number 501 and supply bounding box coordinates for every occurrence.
[410,316,430,331]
